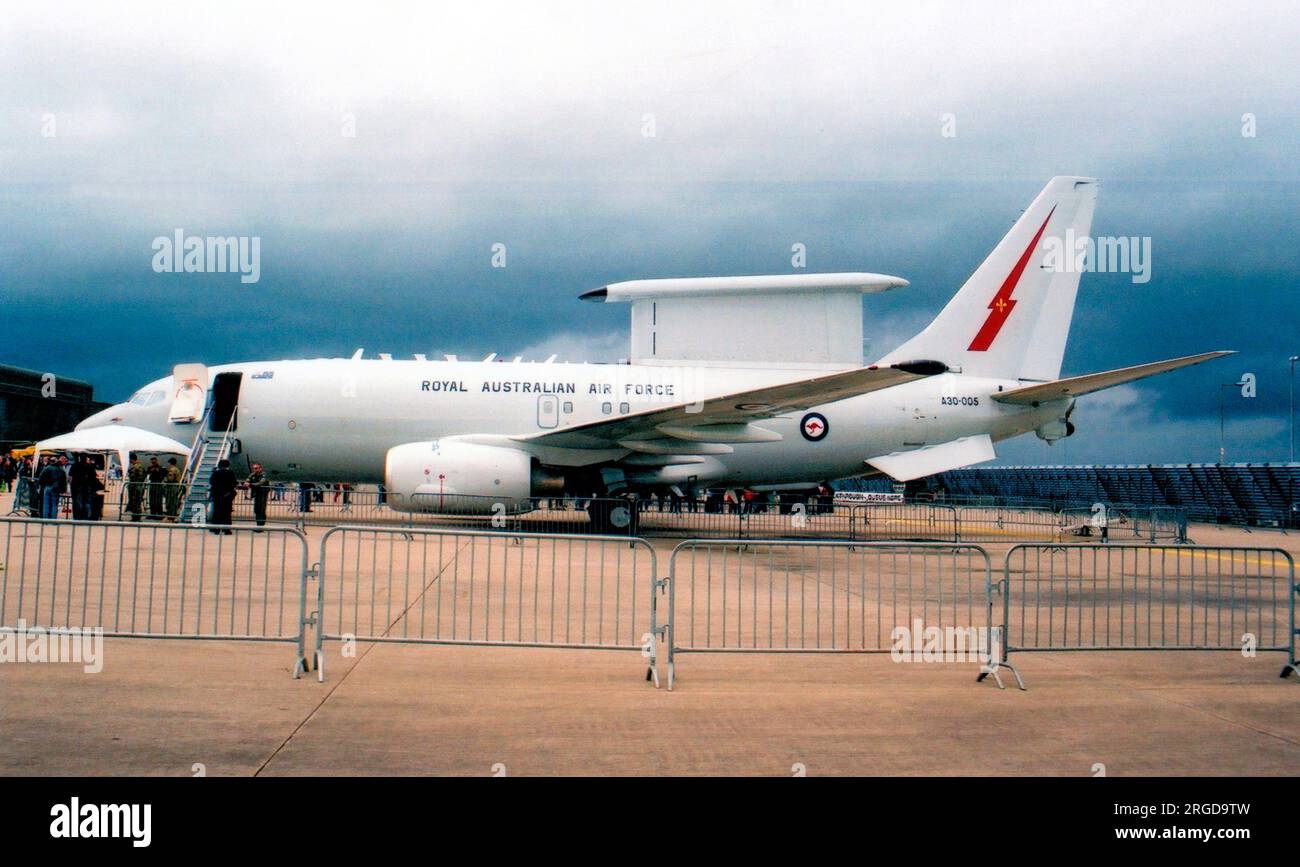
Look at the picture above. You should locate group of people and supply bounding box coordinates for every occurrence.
[0,455,28,493]
[4,454,108,519]
[4,451,360,533]
[123,455,186,521]
[204,460,272,533]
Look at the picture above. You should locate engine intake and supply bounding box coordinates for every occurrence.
[385,440,535,514]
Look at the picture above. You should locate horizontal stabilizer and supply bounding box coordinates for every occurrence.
[992,351,1234,405]
[865,434,996,481]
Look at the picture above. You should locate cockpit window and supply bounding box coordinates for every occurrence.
[128,390,165,407]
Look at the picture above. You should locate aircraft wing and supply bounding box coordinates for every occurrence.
[514,360,946,450]
[991,351,1234,406]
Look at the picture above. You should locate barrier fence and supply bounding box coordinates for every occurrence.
[0,516,310,675]
[7,481,1189,545]
[989,544,1298,687]
[4,513,1292,689]
[311,526,661,683]
[662,541,995,689]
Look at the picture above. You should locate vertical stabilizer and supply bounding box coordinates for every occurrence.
[879,176,1098,381]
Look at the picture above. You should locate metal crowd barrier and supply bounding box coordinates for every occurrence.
[79,481,1193,546]
[662,540,995,689]
[952,505,1069,543]
[851,503,959,541]
[990,544,1299,687]
[0,516,311,675]
[311,526,661,683]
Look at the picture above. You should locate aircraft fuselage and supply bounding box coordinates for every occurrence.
[79,358,1065,489]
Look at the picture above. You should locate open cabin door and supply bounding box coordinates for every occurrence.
[209,372,242,432]
[168,363,207,423]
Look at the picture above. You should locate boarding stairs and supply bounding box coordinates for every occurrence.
[179,408,236,524]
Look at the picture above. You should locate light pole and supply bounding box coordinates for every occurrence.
[1290,356,1298,463]
[1219,381,1247,464]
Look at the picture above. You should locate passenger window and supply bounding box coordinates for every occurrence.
[601,402,612,415]
[562,401,573,414]
[619,402,630,414]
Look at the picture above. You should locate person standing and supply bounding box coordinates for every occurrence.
[90,471,106,520]
[37,457,66,519]
[164,458,183,521]
[14,463,31,514]
[146,457,167,520]
[126,455,147,521]
[68,454,97,520]
[208,458,237,534]
[245,463,270,529]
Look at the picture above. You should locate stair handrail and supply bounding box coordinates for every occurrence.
[180,404,213,491]
[180,404,237,508]
[212,409,238,465]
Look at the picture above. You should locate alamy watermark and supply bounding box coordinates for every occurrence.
[50,798,150,847]
[1042,229,1151,284]
[151,229,261,284]
[0,620,103,673]
[891,619,993,664]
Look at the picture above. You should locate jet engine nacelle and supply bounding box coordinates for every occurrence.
[385,440,533,513]
[1035,418,1076,443]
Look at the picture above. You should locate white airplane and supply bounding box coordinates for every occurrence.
[77,176,1229,529]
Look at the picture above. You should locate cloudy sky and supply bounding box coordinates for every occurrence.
[1,1,1296,465]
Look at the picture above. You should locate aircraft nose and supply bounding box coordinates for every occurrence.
[76,404,126,431]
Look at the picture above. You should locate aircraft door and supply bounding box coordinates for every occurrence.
[907,404,935,446]
[210,372,243,432]
[879,401,934,449]
[169,363,208,423]
[537,395,559,429]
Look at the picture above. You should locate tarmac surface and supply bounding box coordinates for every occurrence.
[1,496,1296,776]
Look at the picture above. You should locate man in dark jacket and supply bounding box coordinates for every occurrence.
[208,458,238,535]
[126,455,147,521]
[146,457,167,520]
[37,457,67,519]
[68,454,97,520]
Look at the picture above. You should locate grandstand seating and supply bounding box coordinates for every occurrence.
[844,464,1300,528]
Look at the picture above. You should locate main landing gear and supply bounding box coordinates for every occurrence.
[586,496,640,535]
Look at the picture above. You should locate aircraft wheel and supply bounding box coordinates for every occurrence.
[587,498,638,535]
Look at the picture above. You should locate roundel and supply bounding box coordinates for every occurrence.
[800,412,830,442]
